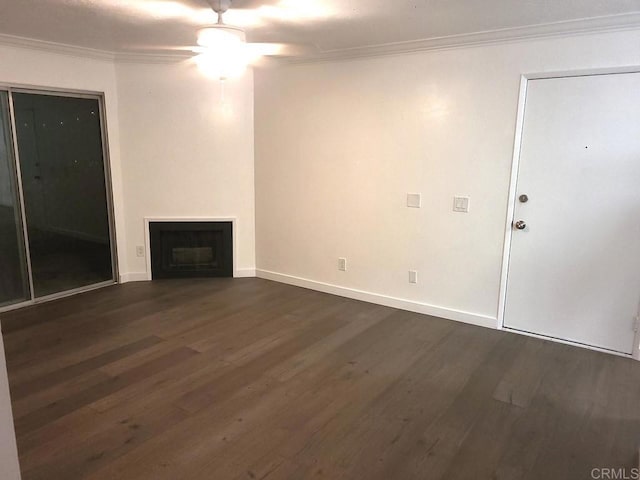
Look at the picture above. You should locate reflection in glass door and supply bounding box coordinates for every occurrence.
[0,91,29,307]
[12,92,115,298]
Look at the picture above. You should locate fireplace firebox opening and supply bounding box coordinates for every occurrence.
[149,221,232,279]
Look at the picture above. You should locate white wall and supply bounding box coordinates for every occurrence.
[0,44,127,274]
[254,29,640,326]
[115,61,255,280]
[0,328,20,480]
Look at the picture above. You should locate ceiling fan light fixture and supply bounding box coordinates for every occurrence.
[197,25,246,47]
[195,25,250,80]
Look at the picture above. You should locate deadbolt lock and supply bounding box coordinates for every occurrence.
[519,194,529,203]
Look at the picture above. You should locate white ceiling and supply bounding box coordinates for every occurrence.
[0,0,639,56]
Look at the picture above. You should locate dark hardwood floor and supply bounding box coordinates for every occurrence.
[1,278,639,479]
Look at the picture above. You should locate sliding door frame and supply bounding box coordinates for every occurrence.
[6,89,35,304]
[0,84,118,313]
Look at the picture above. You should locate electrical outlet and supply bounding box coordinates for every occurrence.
[136,245,145,257]
[407,193,421,208]
[409,270,418,284]
[453,196,470,213]
[338,257,347,271]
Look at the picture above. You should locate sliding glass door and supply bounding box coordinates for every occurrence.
[0,88,116,308]
[0,92,29,307]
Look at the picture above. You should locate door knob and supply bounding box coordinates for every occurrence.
[514,220,527,230]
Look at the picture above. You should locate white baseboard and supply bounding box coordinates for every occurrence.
[119,272,149,283]
[235,268,256,278]
[120,269,256,283]
[255,269,497,330]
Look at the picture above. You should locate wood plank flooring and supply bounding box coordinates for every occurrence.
[1,278,639,479]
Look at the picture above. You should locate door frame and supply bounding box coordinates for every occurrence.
[497,66,640,360]
[0,83,119,313]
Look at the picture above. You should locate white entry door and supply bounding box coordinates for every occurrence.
[504,72,640,355]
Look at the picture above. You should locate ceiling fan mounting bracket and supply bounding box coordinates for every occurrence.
[205,0,233,16]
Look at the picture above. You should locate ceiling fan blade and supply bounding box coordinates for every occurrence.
[250,55,288,68]
[131,42,310,57]
[127,45,199,51]
[246,42,316,57]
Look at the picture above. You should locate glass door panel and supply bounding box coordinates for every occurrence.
[12,92,114,298]
[0,91,30,307]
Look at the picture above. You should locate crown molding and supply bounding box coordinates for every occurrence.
[113,52,192,64]
[286,12,640,65]
[0,32,193,64]
[0,12,639,66]
[0,33,114,61]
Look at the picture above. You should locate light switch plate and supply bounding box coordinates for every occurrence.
[453,196,470,213]
[409,270,418,284]
[407,193,421,208]
[338,257,347,271]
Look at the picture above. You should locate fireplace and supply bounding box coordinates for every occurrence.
[149,221,233,279]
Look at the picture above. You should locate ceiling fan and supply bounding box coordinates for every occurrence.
[181,0,308,80]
